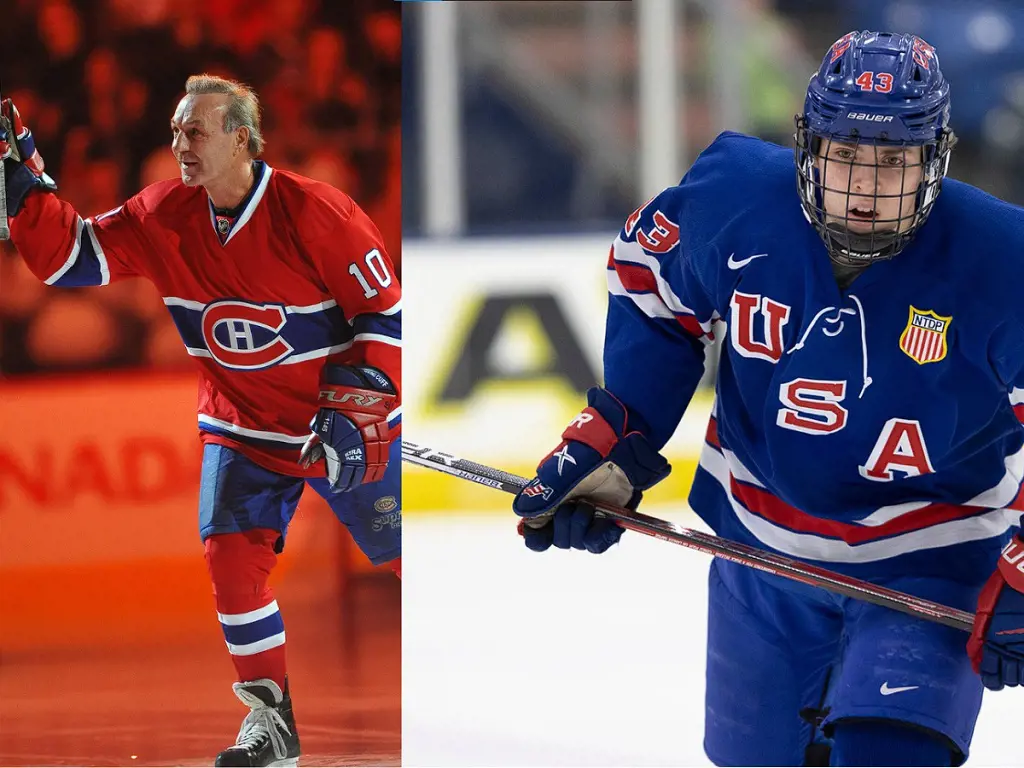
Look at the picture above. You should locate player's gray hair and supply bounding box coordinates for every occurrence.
[184,74,265,157]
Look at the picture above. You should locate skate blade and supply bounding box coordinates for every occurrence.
[268,759,298,768]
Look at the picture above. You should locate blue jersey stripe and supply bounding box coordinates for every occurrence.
[353,310,401,340]
[48,222,108,287]
[221,610,285,647]
[164,301,354,359]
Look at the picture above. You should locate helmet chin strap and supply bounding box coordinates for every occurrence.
[823,222,900,266]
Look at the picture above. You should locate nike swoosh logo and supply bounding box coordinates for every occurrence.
[879,682,919,696]
[727,252,768,270]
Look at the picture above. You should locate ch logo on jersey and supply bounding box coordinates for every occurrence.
[899,306,951,365]
[201,300,295,370]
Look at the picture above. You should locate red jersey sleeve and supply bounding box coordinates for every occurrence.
[10,189,154,287]
[299,189,402,399]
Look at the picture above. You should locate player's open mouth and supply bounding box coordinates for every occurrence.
[181,160,199,172]
[848,207,876,220]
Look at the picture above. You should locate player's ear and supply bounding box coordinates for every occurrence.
[235,125,250,155]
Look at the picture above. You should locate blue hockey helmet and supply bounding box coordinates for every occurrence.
[795,31,956,266]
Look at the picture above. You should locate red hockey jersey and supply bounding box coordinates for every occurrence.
[11,162,401,477]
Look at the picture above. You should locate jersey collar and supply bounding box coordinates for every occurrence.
[207,160,274,245]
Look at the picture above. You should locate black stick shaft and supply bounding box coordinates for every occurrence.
[0,79,8,241]
[402,440,974,632]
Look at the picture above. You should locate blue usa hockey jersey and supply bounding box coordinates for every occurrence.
[607,132,1024,582]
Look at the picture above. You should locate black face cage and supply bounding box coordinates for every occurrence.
[795,117,956,267]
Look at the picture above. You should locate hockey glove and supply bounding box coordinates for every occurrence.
[0,99,57,216]
[968,534,1024,690]
[298,365,397,493]
[512,387,670,554]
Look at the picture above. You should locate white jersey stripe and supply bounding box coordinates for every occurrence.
[282,343,355,364]
[44,217,85,285]
[608,268,676,320]
[854,443,1024,528]
[608,267,714,342]
[377,298,402,316]
[612,237,695,316]
[163,296,206,310]
[198,414,307,444]
[218,600,281,626]
[164,296,344,314]
[285,299,338,313]
[721,447,765,488]
[700,441,1020,563]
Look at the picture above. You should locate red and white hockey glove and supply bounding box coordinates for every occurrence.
[512,387,670,553]
[0,98,57,216]
[298,365,397,493]
[968,534,1024,690]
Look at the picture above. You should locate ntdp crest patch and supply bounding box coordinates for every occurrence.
[899,306,951,364]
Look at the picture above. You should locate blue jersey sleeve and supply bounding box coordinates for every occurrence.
[604,186,719,448]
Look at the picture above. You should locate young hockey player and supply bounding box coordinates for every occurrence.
[514,31,1024,766]
[1,75,401,767]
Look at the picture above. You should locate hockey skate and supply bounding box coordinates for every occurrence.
[215,678,301,767]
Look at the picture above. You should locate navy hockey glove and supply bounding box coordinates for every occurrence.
[968,534,1024,690]
[0,99,57,216]
[298,365,397,493]
[512,387,670,554]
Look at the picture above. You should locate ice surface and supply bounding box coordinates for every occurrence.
[404,506,1021,766]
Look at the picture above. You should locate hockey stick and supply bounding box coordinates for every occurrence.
[0,80,10,241]
[402,440,975,632]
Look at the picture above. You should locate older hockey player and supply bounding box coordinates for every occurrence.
[514,31,1024,767]
[1,75,401,767]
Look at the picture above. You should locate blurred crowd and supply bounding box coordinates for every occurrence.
[0,0,400,375]
[404,0,1024,235]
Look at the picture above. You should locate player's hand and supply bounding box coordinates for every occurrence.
[298,365,397,493]
[512,387,670,554]
[516,501,624,553]
[968,534,1024,690]
[0,98,57,216]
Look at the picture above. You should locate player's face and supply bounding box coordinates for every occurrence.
[170,93,247,188]
[816,141,924,236]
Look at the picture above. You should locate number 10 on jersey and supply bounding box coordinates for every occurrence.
[349,248,393,298]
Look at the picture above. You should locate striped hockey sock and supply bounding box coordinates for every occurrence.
[206,529,288,690]
[218,598,287,688]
